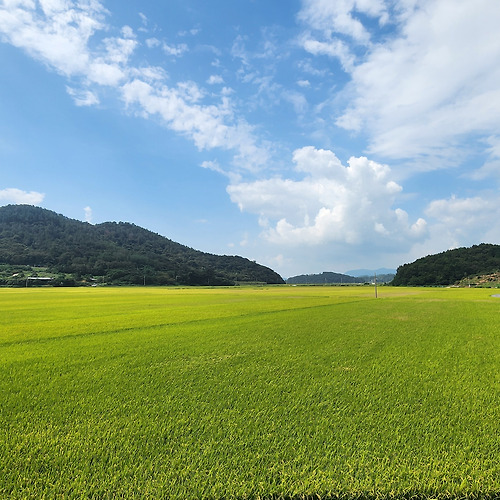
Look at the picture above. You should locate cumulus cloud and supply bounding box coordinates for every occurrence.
[0,188,45,205]
[228,146,426,246]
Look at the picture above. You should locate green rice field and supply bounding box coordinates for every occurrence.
[1,286,499,499]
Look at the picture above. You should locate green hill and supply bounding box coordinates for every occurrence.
[391,243,500,286]
[0,205,284,286]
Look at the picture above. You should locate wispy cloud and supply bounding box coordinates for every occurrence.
[121,79,269,172]
[162,42,188,57]
[0,0,270,173]
[66,86,99,106]
[298,0,500,171]
[298,0,389,44]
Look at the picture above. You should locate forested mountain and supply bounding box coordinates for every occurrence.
[391,243,500,286]
[286,271,395,284]
[0,205,284,286]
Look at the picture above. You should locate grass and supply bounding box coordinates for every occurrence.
[1,286,499,499]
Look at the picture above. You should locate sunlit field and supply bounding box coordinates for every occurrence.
[1,286,499,499]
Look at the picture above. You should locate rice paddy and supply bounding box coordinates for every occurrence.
[1,286,499,499]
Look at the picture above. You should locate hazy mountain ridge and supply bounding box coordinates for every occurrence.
[286,271,395,285]
[0,205,284,286]
[345,268,396,277]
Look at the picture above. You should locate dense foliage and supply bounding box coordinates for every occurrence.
[287,271,394,284]
[0,204,284,286]
[392,243,500,286]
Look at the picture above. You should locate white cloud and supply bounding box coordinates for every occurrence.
[0,188,45,205]
[301,37,355,71]
[200,159,238,180]
[121,25,135,39]
[138,12,148,28]
[84,205,92,223]
[0,0,105,77]
[66,86,99,106]
[298,0,388,44]
[122,79,269,171]
[131,65,167,83]
[396,193,500,262]
[331,0,500,166]
[296,1,500,174]
[162,42,188,57]
[102,33,137,65]
[0,0,136,89]
[228,146,426,246]
[425,195,500,243]
[207,74,224,85]
[0,0,270,174]
[145,37,160,48]
[296,0,390,74]
[87,61,124,86]
[468,136,500,180]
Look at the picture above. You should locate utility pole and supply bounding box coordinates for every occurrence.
[374,271,378,298]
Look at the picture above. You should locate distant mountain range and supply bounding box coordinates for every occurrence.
[344,268,396,277]
[286,271,395,285]
[0,204,284,286]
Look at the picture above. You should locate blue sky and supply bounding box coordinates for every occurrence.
[1,0,500,278]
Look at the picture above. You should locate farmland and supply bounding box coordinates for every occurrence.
[1,286,499,499]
